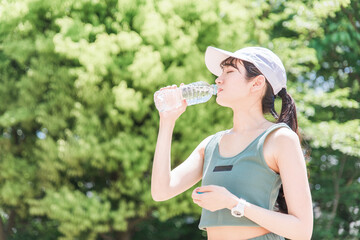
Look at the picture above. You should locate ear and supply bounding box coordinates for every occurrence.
[250,75,266,93]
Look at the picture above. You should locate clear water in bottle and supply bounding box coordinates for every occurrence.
[154,88,183,113]
[181,81,217,106]
[154,81,217,112]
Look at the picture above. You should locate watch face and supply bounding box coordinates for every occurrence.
[234,210,242,216]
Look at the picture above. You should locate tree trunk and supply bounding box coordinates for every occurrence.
[0,218,7,240]
[115,216,149,240]
[117,231,132,240]
[5,210,15,236]
[326,157,346,230]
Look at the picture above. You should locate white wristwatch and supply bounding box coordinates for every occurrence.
[231,198,249,218]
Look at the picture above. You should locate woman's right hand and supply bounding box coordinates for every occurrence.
[158,84,187,122]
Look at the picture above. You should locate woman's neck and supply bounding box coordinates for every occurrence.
[231,107,269,134]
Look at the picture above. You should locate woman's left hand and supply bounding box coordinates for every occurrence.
[192,185,238,212]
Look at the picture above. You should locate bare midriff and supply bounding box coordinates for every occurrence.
[206,226,270,240]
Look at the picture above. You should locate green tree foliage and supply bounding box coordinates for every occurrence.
[305,1,360,239]
[0,0,358,239]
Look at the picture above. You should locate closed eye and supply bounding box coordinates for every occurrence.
[222,65,238,74]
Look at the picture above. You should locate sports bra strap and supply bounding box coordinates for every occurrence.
[204,130,227,156]
[259,123,291,145]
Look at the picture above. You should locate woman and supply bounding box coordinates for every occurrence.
[151,46,313,240]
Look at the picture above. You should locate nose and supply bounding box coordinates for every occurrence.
[215,75,223,85]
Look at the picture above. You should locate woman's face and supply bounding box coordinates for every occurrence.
[215,60,253,108]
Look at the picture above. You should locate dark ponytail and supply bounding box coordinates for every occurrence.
[220,57,300,214]
[276,88,299,137]
[273,88,300,214]
[261,83,299,139]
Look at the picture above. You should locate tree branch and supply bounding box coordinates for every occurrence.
[326,156,346,230]
[349,72,360,86]
[341,5,359,33]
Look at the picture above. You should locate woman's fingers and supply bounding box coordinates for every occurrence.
[192,188,200,199]
[160,84,177,91]
[196,185,214,193]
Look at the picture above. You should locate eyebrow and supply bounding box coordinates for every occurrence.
[220,57,241,72]
[223,65,238,71]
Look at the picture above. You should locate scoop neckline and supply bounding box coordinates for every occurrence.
[215,123,284,159]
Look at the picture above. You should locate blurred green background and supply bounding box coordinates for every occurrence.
[0,0,359,239]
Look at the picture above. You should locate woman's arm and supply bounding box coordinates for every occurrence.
[193,128,313,240]
[151,85,211,201]
[243,128,313,239]
[151,120,211,201]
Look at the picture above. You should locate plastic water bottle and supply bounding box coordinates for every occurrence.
[154,81,217,112]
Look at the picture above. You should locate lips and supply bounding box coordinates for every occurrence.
[217,88,223,94]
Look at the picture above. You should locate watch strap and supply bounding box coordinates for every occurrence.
[231,198,249,218]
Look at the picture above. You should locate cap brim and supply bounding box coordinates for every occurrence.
[205,46,234,77]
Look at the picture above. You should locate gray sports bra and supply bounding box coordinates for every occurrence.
[198,123,290,230]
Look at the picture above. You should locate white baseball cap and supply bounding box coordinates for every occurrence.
[205,46,287,95]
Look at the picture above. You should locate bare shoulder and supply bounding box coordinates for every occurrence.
[268,126,300,146]
[200,129,229,147]
[194,134,216,156]
[265,126,303,164]
[201,134,215,145]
